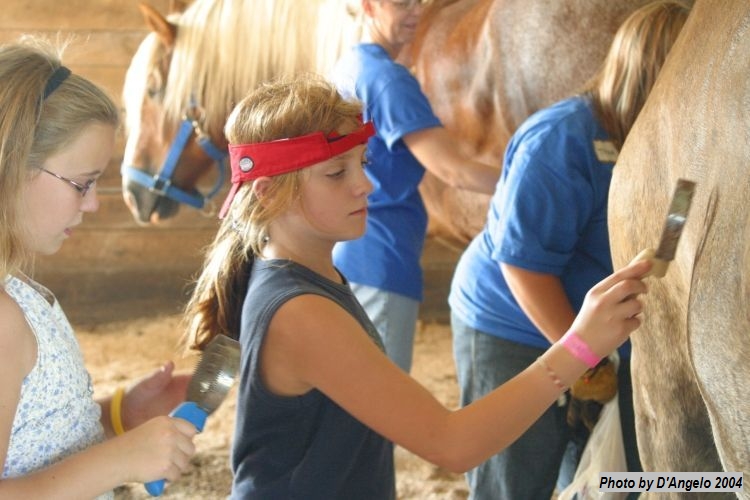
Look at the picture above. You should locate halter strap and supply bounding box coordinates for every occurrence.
[121,118,227,209]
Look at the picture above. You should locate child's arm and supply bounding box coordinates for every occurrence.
[0,291,38,490]
[0,417,197,500]
[0,293,197,499]
[99,361,191,437]
[261,257,651,473]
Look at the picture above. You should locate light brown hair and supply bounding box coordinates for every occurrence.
[0,37,119,279]
[585,0,690,149]
[183,75,362,350]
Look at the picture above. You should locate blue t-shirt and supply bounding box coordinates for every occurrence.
[449,96,630,358]
[330,43,442,301]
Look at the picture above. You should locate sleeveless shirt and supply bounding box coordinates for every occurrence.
[231,259,396,499]
[2,275,112,500]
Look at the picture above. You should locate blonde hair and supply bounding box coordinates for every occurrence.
[0,37,119,279]
[183,75,362,350]
[123,0,360,143]
[585,0,690,149]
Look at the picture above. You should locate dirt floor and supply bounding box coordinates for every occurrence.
[76,315,468,499]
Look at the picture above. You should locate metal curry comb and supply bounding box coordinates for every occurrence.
[632,178,696,278]
[145,334,241,496]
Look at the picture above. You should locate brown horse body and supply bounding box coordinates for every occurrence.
[408,0,652,246]
[413,0,749,488]
[609,0,749,491]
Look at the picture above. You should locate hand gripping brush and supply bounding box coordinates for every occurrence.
[631,178,696,277]
[145,334,241,496]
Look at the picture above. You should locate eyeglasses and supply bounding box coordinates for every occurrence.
[387,0,428,10]
[41,168,96,197]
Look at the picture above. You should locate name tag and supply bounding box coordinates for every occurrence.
[593,140,619,163]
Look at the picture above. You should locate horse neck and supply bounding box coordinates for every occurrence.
[165,0,358,142]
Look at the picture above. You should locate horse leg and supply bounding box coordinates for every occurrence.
[687,211,750,496]
[630,301,722,475]
[630,275,732,499]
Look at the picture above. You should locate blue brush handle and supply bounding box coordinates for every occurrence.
[144,402,208,496]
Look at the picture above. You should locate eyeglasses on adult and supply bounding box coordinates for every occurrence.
[388,0,429,10]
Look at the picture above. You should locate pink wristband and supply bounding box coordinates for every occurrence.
[560,330,601,368]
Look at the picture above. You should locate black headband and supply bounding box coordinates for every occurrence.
[43,66,71,100]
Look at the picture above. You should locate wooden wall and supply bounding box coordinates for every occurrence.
[0,0,456,326]
[0,0,219,325]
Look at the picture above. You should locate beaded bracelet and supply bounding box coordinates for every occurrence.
[537,357,567,391]
[110,386,126,436]
[560,330,601,368]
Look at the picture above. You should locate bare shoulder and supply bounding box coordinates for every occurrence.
[271,293,370,347]
[0,286,37,467]
[0,287,38,380]
[260,293,390,395]
[263,293,445,451]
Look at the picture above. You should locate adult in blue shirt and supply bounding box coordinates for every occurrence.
[448,2,690,498]
[330,0,499,373]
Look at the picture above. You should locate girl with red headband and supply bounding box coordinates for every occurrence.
[183,75,652,500]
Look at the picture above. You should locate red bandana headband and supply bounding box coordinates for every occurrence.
[218,121,375,219]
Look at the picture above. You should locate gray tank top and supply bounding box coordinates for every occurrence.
[230,258,395,499]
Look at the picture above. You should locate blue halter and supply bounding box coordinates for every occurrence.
[121,112,227,210]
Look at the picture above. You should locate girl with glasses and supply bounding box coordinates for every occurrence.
[0,38,197,499]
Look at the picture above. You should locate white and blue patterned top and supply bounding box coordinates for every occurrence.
[2,275,112,499]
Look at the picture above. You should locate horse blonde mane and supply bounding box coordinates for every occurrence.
[159,0,361,138]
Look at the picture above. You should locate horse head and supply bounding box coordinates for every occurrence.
[121,3,229,224]
[121,0,357,225]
